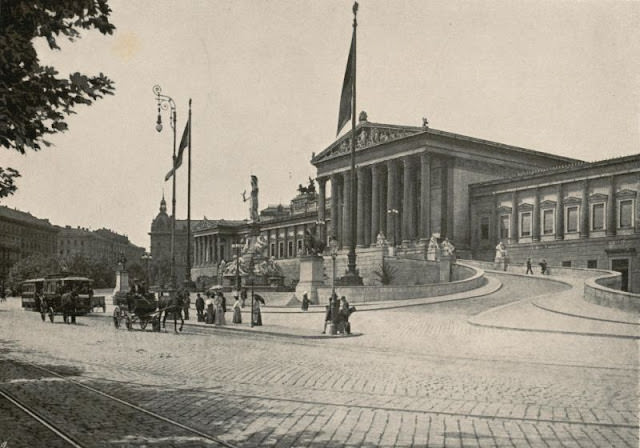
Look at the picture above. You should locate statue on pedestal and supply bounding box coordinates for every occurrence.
[426,235,440,261]
[243,175,260,223]
[495,241,508,271]
[441,238,455,258]
[376,232,387,247]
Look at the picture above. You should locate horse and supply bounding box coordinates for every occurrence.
[60,291,77,324]
[160,290,184,333]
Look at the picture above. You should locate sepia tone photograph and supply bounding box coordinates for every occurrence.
[0,1,638,446]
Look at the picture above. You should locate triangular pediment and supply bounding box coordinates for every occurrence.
[564,196,582,205]
[589,193,609,202]
[616,189,637,199]
[518,203,534,212]
[540,200,557,209]
[311,122,424,164]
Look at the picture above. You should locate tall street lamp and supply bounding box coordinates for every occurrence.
[329,236,339,296]
[141,252,152,287]
[153,84,177,289]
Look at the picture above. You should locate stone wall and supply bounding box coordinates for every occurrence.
[584,272,640,313]
[274,258,300,288]
[385,258,440,285]
[316,261,483,303]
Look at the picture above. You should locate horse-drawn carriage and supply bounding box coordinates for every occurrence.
[38,274,97,323]
[113,292,161,331]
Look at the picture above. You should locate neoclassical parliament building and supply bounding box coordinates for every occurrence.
[150,114,639,292]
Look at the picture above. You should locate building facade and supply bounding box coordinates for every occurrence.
[310,115,578,255]
[470,154,640,292]
[0,206,58,287]
[56,225,145,267]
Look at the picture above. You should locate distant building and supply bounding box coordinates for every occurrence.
[470,154,639,292]
[0,205,58,286]
[56,225,145,268]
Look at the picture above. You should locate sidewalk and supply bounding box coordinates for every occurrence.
[468,271,640,339]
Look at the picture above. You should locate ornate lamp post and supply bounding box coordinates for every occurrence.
[329,236,339,296]
[153,84,177,289]
[231,240,244,294]
[141,252,152,287]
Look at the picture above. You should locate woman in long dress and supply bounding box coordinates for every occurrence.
[252,299,262,326]
[205,295,214,324]
[214,292,226,325]
[232,296,242,324]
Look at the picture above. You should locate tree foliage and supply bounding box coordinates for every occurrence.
[7,252,118,292]
[0,0,115,197]
[0,167,20,198]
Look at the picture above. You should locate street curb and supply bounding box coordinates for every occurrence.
[531,301,640,326]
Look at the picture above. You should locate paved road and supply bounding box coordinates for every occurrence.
[0,273,637,447]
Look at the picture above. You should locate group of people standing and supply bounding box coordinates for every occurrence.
[194,288,262,327]
[322,293,354,335]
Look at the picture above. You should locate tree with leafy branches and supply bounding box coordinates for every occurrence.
[0,0,116,197]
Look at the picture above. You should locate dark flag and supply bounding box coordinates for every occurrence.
[165,118,190,181]
[337,28,355,136]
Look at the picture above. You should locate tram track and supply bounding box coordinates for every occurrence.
[0,358,238,448]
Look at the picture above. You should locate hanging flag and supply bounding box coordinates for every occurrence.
[165,118,190,181]
[336,28,355,136]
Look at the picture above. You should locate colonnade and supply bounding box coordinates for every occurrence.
[318,152,448,248]
[194,234,227,266]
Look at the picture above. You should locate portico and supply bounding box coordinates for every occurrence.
[311,114,577,255]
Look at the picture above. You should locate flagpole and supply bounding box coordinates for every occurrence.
[346,2,361,283]
[185,98,193,289]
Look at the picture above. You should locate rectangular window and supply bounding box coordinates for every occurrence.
[619,199,633,228]
[543,209,554,234]
[270,243,275,257]
[520,212,532,237]
[297,239,303,254]
[591,203,605,230]
[562,261,572,267]
[288,241,294,257]
[480,217,489,241]
[566,206,578,233]
[278,242,284,258]
[587,259,597,269]
[499,215,510,240]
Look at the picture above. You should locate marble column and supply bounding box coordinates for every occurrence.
[370,165,380,245]
[386,160,399,245]
[581,179,589,239]
[330,175,339,242]
[556,184,564,240]
[342,171,352,249]
[510,191,518,243]
[317,177,327,242]
[606,176,616,236]
[357,168,366,247]
[420,152,431,241]
[380,166,387,237]
[363,168,371,247]
[532,188,540,242]
[402,158,411,243]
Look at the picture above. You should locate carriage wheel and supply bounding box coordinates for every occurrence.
[125,315,133,331]
[113,307,120,329]
[139,319,148,330]
[48,307,54,323]
[151,315,161,332]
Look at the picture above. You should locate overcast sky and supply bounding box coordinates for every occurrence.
[3,0,639,249]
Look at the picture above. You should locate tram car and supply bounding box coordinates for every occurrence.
[21,278,45,310]
[40,274,103,323]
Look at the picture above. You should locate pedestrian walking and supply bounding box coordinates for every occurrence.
[205,294,215,324]
[240,288,247,308]
[214,292,226,325]
[526,258,533,275]
[195,293,205,322]
[252,298,262,326]
[539,259,548,275]
[232,296,242,324]
[182,290,191,320]
[339,296,351,334]
[301,291,310,311]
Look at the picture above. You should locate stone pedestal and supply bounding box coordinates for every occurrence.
[112,269,129,304]
[295,255,325,304]
[439,255,452,283]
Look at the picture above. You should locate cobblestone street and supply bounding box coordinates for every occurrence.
[0,273,638,447]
